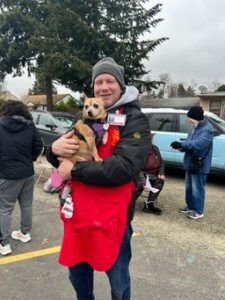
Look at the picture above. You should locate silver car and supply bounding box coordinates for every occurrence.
[31,110,74,148]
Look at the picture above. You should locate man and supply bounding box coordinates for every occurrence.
[170,106,213,220]
[47,57,150,299]
[0,100,43,256]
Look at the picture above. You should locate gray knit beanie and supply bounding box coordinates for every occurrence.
[91,57,125,89]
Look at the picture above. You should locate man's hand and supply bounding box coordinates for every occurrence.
[170,141,182,150]
[52,131,79,157]
[58,158,74,180]
[158,174,165,180]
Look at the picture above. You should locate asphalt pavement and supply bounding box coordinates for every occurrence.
[1,170,225,300]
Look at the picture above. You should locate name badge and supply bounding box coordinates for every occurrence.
[107,113,126,126]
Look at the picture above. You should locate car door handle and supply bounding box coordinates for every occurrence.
[180,138,187,141]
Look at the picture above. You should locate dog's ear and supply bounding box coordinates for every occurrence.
[80,92,87,103]
[79,92,85,103]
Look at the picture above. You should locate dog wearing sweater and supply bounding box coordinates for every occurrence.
[67,94,108,164]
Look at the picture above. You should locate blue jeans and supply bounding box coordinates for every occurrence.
[68,224,133,300]
[185,171,207,214]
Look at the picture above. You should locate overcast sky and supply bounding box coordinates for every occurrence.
[4,0,225,97]
[148,0,225,85]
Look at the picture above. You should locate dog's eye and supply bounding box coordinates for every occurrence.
[93,104,99,109]
[84,105,89,109]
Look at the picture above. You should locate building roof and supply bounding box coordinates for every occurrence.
[23,94,70,105]
[197,92,225,97]
[139,97,199,109]
[0,90,20,101]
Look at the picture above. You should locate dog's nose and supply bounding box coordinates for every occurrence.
[88,111,93,117]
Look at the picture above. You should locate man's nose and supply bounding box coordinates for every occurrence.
[101,81,109,90]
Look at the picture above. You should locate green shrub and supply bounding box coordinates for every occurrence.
[53,97,82,114]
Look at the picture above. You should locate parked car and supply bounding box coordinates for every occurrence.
[31,110,75,147]
[142,108,225,175]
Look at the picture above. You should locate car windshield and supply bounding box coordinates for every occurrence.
[208,114,225,131]
[54,115,74,129]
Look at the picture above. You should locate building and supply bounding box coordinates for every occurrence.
[139,97,199,109]
[198,92,225,119]
[23,94,75,110]
[140,93,225,120]
[0,90,21,101]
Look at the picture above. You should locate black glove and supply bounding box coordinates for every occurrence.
[170,141,182,149]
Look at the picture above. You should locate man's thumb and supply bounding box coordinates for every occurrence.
[64,130,74,138]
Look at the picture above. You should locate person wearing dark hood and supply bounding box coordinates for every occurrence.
[170,106,213,220]
[46,57,150,300]
[0,100,43,256]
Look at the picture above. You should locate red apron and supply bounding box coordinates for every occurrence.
[59,125,135,271]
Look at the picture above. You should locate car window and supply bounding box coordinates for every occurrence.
[205,117,222,136]
[146,113,174,132]
[208,114,225,131]
[179,114,192,133]
[39,115,55,126]
[54,115,73,128]
[31,112,39,124]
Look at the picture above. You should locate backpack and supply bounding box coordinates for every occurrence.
[143,147,160,175]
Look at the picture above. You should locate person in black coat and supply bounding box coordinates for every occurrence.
[46,57,150,300]
[0,100,43,256]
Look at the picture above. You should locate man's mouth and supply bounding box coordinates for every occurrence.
[101,94,112,99]
[101,94,111,97]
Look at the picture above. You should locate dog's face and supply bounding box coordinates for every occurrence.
[82,96,107,120]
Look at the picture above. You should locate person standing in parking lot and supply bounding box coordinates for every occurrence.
[0,100,43,256]
[46,57,150,300]
[135,133,165,215]
[170,106,213,220]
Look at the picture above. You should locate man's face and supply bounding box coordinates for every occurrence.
[93,74,122,108]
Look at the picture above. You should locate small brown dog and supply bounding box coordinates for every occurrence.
[68,94,107,164]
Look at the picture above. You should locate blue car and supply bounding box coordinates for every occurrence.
[142,108,225,175]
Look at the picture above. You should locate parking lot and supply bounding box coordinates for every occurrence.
[1,169,225,300]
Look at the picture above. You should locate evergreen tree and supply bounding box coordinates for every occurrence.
[0,0,98,109]
[168,84,177,98]
[29,73,57,95]
[158,89,164,98]
[0,0,167,109]
[186,86,195,97]
[177,83,187,97]
[217,84,225,92]
[0,80,4,92]
[97,1,168,86]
